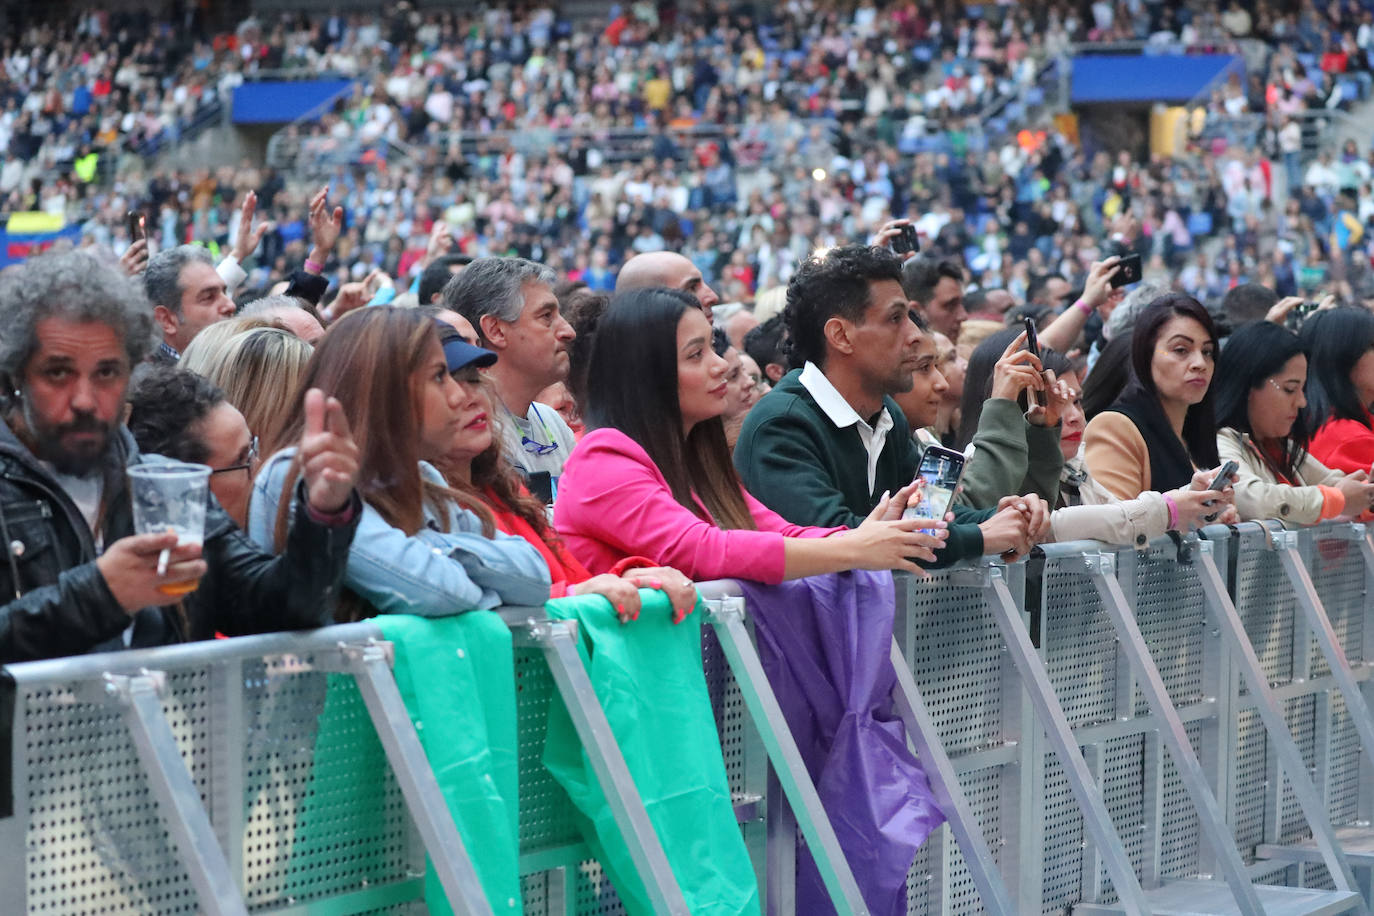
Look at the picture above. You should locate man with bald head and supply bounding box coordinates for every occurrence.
[615,251,720,319]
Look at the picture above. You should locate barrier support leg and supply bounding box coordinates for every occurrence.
[704,596,870,916]
[324,640,495,916]
[967,565,1153,914]
[1083,552,1267,915]
[1193,541,1368,910]
[516,619,692,916]
[94,670,249,916]
[1273,527,1374,769]
[887,636,1017,915]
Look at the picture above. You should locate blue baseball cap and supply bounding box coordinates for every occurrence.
[442,336,498,372]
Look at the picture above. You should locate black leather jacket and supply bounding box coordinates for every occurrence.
[0,422,359,664]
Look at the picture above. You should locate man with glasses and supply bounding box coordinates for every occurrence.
[127,366,260,529]
[442,257,578,503]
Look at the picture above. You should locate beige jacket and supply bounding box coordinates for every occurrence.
[1216,428,1344,525]
[1049,457,1171,548]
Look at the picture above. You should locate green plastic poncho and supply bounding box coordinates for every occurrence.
[543,591,761,916]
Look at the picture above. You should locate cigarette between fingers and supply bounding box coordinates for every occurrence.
[156,548,169,577]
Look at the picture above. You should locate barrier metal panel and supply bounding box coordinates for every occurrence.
[893,562,1040,915]
[1038,539,1222,907]
[10,525,1374,916]
[1228,524,1372,876]
[1,623,432,915]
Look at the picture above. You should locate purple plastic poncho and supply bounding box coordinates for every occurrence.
[738,571,945,916]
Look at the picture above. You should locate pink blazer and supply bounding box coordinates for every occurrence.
[553,428,841,584]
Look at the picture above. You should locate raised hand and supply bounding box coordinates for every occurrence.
[231,190,272,264]
[421,219,454,269]
[1027,368,1074,428]
[869,218,918,261]
[990,330,1045,402]
[306,185,344,269]
[299,388,360,514]
[119,238,149,277]
[1080,256,1122,312]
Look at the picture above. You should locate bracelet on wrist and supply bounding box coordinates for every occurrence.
[1162,492,1179,529]
[304,258,323,274]
[1073,297,1092,316]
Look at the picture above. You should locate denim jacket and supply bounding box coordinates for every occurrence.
[249,449,551,615]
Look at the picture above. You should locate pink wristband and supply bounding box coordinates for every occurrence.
[1073,298,1092,316]
[1162,492,1179,529]
[304,258,323,274]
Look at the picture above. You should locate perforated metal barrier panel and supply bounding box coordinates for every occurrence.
[4,523,1373,915]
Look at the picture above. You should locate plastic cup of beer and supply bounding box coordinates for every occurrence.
[127,463,210,597]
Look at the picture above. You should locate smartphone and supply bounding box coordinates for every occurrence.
[1109,252,1142,288]
[1023,316,1047,408]
[1207,460,1238,491]
[903,445,967,530]
[126,210,145,242]
[891,224,920,255]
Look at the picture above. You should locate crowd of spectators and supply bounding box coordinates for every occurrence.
[6,1,1374,327]
[10,4,1374,912]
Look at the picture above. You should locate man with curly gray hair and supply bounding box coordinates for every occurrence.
[0,249,364,664]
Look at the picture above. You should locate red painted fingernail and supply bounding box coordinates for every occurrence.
[650,578,662,589]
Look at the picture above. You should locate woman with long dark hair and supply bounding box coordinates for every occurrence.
[1299,307,1374,474]
[1083,294,1223,500]
[1216,320,1374,523]
[554,288,947,583]
[248,308,552,617]
[958,329,1233,542]
[430,325,698,621]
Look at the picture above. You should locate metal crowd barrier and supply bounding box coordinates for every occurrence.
[4,520,1374,915]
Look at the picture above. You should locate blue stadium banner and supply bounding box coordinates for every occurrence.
[231,79,354,124]
[1071,54,1242,105]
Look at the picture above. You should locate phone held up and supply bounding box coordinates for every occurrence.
[891,224,920,256]
[1109,253,1143,288]
[1022,316,1047,409]
[902,445,966,532]
[126,210,145,242]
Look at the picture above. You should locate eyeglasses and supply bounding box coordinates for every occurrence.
[521,436,560,456]
[520,405,560,456]
[211,435,258,475]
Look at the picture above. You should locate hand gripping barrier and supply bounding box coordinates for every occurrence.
[6,522,1374,916]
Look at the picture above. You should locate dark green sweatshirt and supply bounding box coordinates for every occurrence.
[734,370,993,567]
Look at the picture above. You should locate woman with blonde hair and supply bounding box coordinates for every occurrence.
[183,324,312,450]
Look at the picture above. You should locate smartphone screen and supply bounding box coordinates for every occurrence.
[904,446,967,528]
[1110,253,1142,288]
